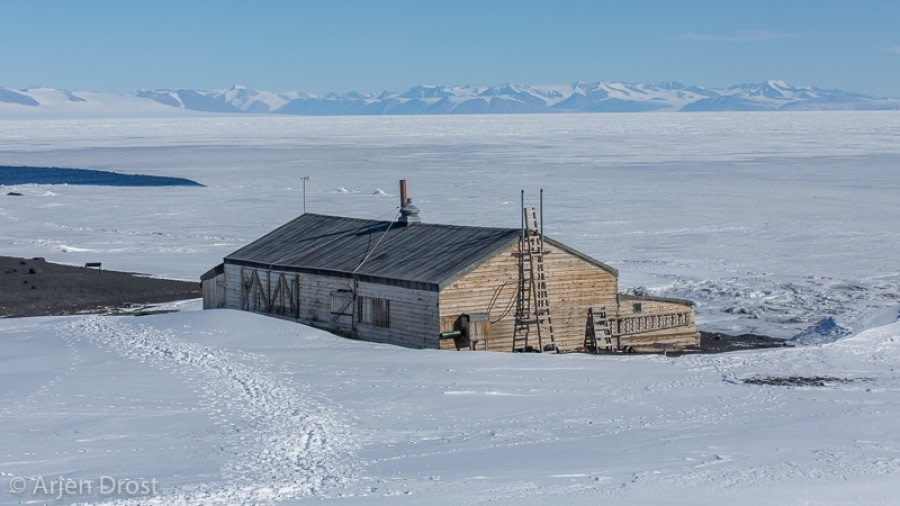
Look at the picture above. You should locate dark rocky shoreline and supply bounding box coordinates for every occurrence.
[0,256,200,317]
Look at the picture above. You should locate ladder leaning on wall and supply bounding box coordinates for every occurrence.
[584,306,614,353]
[512,196,556,353]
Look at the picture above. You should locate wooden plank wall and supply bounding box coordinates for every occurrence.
[615,296,700,351]
[201,272,226,309]
[222,263,440,349]
[439,243,619,352]
[353,279,440,349]
[217,253,699,354]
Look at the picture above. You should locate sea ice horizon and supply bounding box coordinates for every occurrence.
[0,111,898,339]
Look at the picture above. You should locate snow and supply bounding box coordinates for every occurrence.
[0,89,202,119]
[1,111,899,504]
[1,305,899,504]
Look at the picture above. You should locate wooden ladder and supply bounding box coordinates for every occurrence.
[584,306,614,353]
[512,207,556,352]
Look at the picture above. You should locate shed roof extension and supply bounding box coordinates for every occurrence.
[225,213,617,291]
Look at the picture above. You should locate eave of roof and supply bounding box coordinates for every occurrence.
[200,263,224,281]
[543,237,619,278]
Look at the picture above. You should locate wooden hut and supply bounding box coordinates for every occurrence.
[202,206,699,353]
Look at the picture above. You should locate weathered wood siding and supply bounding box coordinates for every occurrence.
[439,242,619,352]
[215,250,698,354]
[222,263,440,349]
[614,295,700,351]
[351,279,440,348]
[201,272,226,309]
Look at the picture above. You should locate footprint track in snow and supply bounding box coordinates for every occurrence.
[61,315,359,505]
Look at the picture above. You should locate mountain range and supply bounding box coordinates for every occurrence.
[3,80,899,116]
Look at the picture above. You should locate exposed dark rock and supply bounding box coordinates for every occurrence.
[700,331,790,353]
[0,256,199,317]
[741,376,866,387]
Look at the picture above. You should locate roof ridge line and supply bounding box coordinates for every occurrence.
[298,212,519,232]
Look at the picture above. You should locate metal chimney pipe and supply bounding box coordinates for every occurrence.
[400,179,408,207]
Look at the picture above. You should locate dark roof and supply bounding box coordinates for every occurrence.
[224,213,617,291]
[200,263,224,281]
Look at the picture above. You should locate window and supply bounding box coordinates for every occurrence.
[358,296,390,328]
[331,289,353,315]
[632,303,643,313]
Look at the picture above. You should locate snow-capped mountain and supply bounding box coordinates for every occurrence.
[135,85,313,113]
[272,82,720,115]
[0,87,40,106]
[680,80,888,111]
[3,80,899,117]
[0,86,198,118]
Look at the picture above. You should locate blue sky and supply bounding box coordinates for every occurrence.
[2,0,900,96]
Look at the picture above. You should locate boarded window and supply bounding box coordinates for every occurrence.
[331,289,353,315]
[358,296,390,328]
[242,269,267,312]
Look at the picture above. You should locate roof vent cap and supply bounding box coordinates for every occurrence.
[399,198,422,226]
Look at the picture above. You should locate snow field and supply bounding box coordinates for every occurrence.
[2,307,899,504]
[59,314,357,504]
